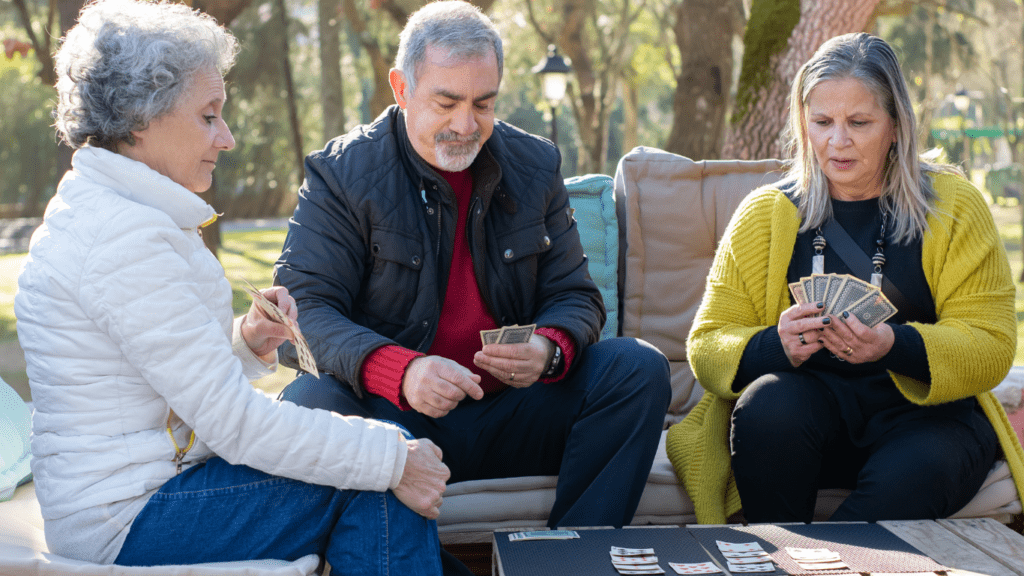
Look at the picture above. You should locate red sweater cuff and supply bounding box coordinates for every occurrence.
[535,327,576,383]
[361,345,424,410]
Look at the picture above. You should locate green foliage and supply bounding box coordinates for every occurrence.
[731,0,801,125]
[0,29,60,217]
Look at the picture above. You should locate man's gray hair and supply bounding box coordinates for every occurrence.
[782,32,957,244]
[53,0,239,150]
[395,0,503,94]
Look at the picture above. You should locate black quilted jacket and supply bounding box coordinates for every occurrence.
[275,106,604,386]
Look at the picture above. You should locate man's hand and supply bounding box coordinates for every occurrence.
[473,334,553,388]
[240,286,296,358]
[393,438,449,519]
[402,356,483,417]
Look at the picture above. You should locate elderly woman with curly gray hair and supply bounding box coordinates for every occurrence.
[667,33,1024,525]
[15,0,449,572]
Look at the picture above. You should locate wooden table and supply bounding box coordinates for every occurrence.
[491,520,1024,576]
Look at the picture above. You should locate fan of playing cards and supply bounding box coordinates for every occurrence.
[480,324,537,346]
[789,273,897,328]
[241,279,319,379]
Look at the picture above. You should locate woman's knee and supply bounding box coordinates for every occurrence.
[731,373,837,449]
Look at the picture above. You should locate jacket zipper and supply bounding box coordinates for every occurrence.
[414,183,443,352]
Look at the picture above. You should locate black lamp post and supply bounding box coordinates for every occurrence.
[532,45,571,147]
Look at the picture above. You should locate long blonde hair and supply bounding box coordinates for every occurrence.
[782,33,958,244]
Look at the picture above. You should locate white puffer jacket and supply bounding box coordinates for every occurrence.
[15,146,408,564]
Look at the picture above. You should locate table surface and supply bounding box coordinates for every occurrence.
[491,520,1024,576]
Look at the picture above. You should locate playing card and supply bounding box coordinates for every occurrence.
[795,560,849,571]
[822,274,846,314]
[611,556,660,565]
[497,324,536,344]
[611,547,657,556]
[788,281,807,305]
[811,274,830,307]
[832,275,875,315]
[848,291,897,328]
[715,541,764,554]
[725,555,774,565]
[241,279,319,379]
[507,530,579,541]
[480,328,502,346]
[726,561,774,573]
[669,562,722,575]
[721,551,771,559]
[785,547,842,562]
[801,277,815,304]
[610,561,667,569]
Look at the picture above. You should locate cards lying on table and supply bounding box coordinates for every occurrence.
[242,279,319,378]
[507,530,579,541]
[788,273,897,327]
[715,540,775,573]
[668,562,722,575]
[480,323,536,346]
[610,546,665,574]
[785,547,849,571]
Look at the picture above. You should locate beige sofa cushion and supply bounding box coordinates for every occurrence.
[615,147,786,420]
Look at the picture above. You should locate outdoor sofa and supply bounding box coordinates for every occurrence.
[0,146,1021,575]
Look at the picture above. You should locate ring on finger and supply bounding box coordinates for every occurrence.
[844,347,853,355]
[798,333,806,345]
[510,372,515,382]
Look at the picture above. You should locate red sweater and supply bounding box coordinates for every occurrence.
[361,168,574,410]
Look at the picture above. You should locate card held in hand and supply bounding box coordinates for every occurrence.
[496,324,536,344]
[848,291,897,328]
[241,279,319,379]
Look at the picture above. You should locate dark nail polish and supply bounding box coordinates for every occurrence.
[816,302,824,309]
[842,311,850,319]
[822,317,831,325]
[818,339,824,344]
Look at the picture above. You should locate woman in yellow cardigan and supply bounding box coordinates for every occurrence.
[666,33,1024,524]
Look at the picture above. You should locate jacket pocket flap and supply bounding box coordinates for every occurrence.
[370,228,424,270]
[495,221,552,264]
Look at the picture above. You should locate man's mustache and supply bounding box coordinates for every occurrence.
[436,130,481,144]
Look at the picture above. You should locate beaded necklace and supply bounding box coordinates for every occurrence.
[813,211,888,287]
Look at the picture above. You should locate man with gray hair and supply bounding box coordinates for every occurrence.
[276,1,670,566]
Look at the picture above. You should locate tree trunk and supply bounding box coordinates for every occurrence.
[664,0,737,160]
[275,0,305,199]
[343,0,394,117]
[722,0,881,160]
[319,0,345,141]
[622,80,638,155]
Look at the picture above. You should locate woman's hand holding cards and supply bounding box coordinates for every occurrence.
[779,302,829,368]
[819,310,895,364]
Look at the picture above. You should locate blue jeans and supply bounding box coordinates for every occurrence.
[115,456,442,576]
[281,337,671,529]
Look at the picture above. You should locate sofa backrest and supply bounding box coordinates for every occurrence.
[614,147,786,422]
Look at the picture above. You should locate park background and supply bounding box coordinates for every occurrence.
[4,0,1024,408]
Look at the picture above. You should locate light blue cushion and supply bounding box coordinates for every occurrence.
[565,174,619,341]
[0,377,31,502]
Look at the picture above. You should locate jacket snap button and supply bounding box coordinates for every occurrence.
[422,320,429,327]
[504,249,514,259]
[372,243,380,254]
[411,255,421,266]
[543,235,551,246]
[427,207,434,215]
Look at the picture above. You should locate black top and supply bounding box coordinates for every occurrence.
[733,196,983,446]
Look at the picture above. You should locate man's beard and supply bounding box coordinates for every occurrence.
[434,130,482,172]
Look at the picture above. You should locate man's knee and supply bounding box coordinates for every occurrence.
[279,372,368,416]
[584,338,671,409]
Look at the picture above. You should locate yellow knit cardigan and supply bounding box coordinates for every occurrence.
[665,173,1024,524]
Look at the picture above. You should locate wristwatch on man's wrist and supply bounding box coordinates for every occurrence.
[542,343,563,377]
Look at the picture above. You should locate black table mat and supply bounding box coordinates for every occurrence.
[688,523,949,575]
[493,527,714,576]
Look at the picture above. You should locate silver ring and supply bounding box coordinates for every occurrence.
[798,333,806,345]
[510,372,515,382]
[844,347,853,355]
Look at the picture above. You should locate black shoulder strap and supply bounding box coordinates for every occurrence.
[819,218,935,323]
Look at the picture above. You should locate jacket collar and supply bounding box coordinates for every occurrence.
[391,106,510,214]
[70,146,217,230]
